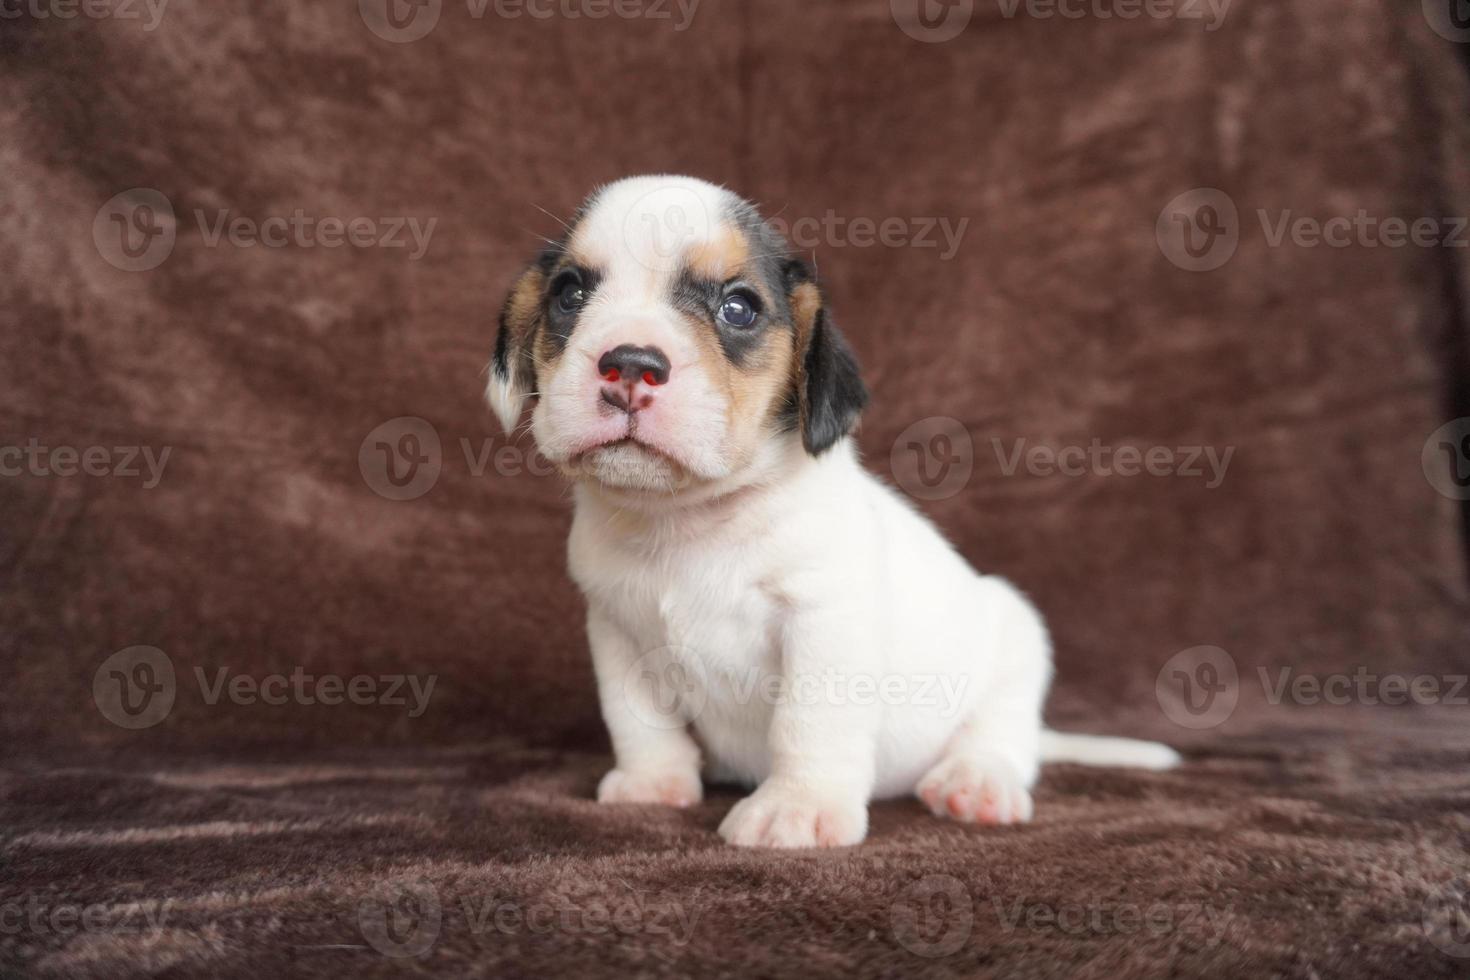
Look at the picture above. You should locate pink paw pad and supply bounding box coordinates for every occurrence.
[917,756,1034,826]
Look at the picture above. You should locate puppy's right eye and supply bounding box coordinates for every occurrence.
[555,281,587,314]
[718,292,759,328]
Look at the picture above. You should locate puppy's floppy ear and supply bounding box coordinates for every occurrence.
[487,250,555,434]
[784,258,868,455]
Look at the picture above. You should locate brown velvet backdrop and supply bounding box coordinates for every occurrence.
[2,0,1468,758]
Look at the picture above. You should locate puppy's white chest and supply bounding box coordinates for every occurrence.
[572,528,790,785]
[614,555,782,675]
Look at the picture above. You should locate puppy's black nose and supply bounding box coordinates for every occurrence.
[598,344,671,387]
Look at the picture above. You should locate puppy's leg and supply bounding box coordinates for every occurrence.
[718,605,880,849]
[917,578,1049,826]
[587,607,703,808]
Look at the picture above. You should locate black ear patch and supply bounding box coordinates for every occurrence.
[781,258,867,455]
[800,310,868,456]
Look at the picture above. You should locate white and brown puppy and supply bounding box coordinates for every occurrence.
[489,175,1179,849]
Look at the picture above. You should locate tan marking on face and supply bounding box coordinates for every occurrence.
[686,221,751,283]
[785,281,825,440]
[726,327,796,456]
[504,267,547,354]
[678,274,802,469]
[499,265,549,392]
[532,330,568,378]
[789,282,823,338]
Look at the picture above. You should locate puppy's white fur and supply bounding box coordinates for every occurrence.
[492,176,1179,848]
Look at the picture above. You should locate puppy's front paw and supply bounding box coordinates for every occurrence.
[918,754,1034,826]
[718,782,867,848]
[597,767,702,808]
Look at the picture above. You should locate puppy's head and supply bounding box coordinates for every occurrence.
[489,175,866,500]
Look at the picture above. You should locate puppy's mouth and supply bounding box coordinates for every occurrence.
[568,436,692,492]
[572,433,666,462]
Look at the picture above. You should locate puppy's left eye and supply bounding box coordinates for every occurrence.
[556,281,588,314]
[718,293,759,328]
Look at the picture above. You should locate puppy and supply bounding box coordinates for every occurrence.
[488,175,1179,848]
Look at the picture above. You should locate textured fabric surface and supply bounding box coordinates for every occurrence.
[3,0,1470,977]
[4,710,1470,978]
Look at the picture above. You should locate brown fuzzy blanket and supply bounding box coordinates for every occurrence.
[4,710,1470,978]
[3,0,1470,977]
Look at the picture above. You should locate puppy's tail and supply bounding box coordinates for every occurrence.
[1040,730,1182,770]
